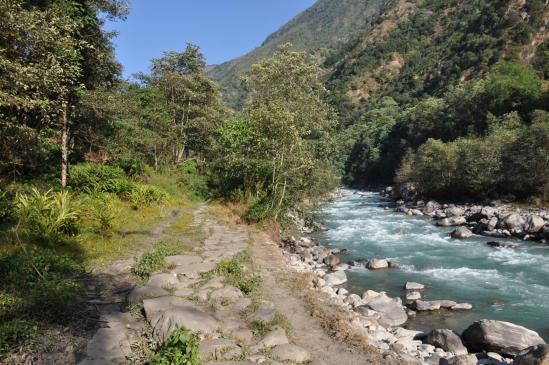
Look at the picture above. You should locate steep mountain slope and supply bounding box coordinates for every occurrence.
[327,0,549,122]
[326,0,549,200]
[208,0,386,108]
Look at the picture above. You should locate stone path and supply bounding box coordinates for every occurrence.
[79,204,398,365]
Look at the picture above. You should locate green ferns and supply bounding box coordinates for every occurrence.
[69,163,167,208]
[15,188,80,242]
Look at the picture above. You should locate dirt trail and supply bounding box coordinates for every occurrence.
[249,229,401,365]
[74,203,399,365]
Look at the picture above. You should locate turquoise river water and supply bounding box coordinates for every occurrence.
[315,190,549,340]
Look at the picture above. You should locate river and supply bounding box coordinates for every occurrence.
[315,190,549,340]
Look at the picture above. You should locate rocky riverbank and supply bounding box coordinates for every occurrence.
[280,190,548,365]
[383,183,549,245]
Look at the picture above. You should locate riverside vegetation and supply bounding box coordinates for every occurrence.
[1,0,549,364]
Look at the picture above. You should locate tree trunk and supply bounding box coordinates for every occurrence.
[60,104,69,188]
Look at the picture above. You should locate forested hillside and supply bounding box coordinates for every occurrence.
[327,0,549,201]
[208,0,386,108]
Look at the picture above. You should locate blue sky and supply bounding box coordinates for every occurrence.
[105,0,316,79]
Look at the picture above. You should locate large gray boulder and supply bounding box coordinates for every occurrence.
[427,329,468,355]
[481,207,497,218]
[451,227,473,239]
[502,213,525,231]
[525,215,545,234]
[323,254,340,267]
[423,201,441,215]
[366,258,389,270]
[438,217,467,227]
[461,319,545,356]
[446,206,466,218]
[365,295,408,327]
[412,300,441,311]
[143,297,219,341]
[324,270,347,286]
[514,344,549,365]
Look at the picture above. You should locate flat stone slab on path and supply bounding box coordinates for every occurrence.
[144,296,220,341]
[171,262,217,279]
[165,255,203,266]
[127,285,168,306]
[271,344,312,363]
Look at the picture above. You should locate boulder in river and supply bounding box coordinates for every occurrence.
[502,213,525,231]
[461,319,545,356]
[423,201,441,215]
[427,329,468,355]
[324,271,347,286]
[446,206,466,218]
[366,258,389,270]
[404,282,425,290]
[451,303,473,310]
[412,300,441,311]
[481,207,498,219]
[525,215,545,234]
[365,295,408,327]
[438,217,467,227]
[487,241,520,249]
[514,344,549,365]
[451,227,473,239]
[405,292,421,301]
[323,254,340,267]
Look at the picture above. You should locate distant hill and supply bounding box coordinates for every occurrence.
[208,0,386,108]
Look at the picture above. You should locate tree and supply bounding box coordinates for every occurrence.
[142,44,225,164]
[212,44,338,219]
[0,0,127,185]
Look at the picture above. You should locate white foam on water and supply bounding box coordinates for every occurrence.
[487,249,549,273]
[400,266,503,282]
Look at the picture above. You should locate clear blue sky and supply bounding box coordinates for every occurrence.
[105,0,316,79]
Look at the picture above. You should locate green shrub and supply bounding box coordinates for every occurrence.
[69,163,126,193]
[87,193,120,236]
[179,161,210,199]
[132,243,175,279]
[15,188,80,242]
[151,327,200,365]
[245,195,272,222]
[0,190,14,223]
[129,184,168,209]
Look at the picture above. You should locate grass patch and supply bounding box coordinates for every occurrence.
[197,251,261,297]
[132,243,176,280]
[251,311,291,338]
[0,249,84,357]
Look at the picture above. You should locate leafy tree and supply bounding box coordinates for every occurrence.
[212,45,337,219]
[0,0,127,185]
[141,44,226,164]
